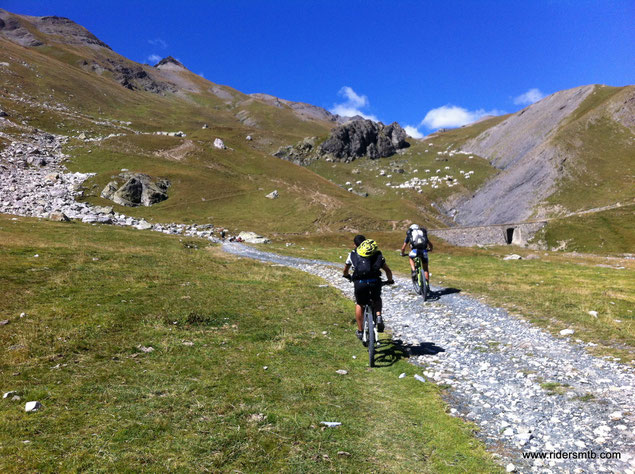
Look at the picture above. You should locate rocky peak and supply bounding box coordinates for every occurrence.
[155,56,186,70]
[0,9,111,49]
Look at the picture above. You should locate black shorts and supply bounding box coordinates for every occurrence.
[353,279,382,306]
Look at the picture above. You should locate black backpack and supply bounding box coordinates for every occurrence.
[350,251,383,280]
[410,228,428,250]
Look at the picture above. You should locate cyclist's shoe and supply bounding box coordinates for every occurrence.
[355,330,363,341]
[377,315,385,332]
[411,270,417,280]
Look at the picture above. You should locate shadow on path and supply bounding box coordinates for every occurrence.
[373,338,446,367]
[425,287,461,301]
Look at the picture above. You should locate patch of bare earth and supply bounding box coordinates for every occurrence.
[155,139,197,161]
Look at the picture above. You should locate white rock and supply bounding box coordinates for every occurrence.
[506,463,515,472]
[25,401,42,412]
[3,391,17,399]
[588,310,598,317]
[320,421,341,427]
[560,329,575,336]
[213,138,226,149]
[503,254,522,260]
[399,373,406,379]
[609,411,623,421]
[414,374,426,383]
[265,190,279,199]
[237,231,270,244]
[336,369,348,375]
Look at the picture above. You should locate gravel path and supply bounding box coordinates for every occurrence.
[223,242,635,473]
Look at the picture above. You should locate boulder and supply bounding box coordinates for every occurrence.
[100,181,119,200]
[214,138,226,149]
[112,177,143,206]
[237,231,270,244]
[0,109,8,118]
[265,190,279,199]
[48,211,69,222]
[101,173,170,207]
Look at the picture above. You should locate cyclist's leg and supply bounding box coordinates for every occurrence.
[355,304,363,331]
[408,255,416,271]
[422,258,430,282]
[354,282,371,331]
[370,285,382,317]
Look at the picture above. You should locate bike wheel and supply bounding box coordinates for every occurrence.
[422,276,429,301]
[366,307,375,367]
[412,261,422,295]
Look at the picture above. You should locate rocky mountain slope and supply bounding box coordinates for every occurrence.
[0,8,443,235]
[0,7,632,252]
[441,85,635,225]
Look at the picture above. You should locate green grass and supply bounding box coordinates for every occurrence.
[263,233,635,364]
[535,205,635,254]
[539,382,570,396]
[0,215,500,472]
[548,86,635,212]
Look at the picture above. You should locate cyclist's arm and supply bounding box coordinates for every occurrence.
[381,262,393,281]
[427,239,434,251]
[400,241,408,256]
[343,263,352,277]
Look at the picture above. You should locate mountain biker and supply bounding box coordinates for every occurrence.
[401,224,433,284]
[343,235,394,341]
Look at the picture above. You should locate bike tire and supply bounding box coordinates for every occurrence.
[422,276,429,301]
[366,306,375,367]
[412,260,422,295]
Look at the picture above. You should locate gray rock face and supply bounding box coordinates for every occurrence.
[275,120,409,166]
[101,173,170,207]
[453,85,598,225]
[320,120,409,161]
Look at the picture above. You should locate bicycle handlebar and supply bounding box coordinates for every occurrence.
[341,275,394,285]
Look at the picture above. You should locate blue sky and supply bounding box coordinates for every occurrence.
[6,0,634,136]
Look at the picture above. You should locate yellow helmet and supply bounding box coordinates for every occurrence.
[357,239,378,257]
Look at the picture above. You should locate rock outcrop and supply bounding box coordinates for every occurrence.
[274,120,409,166]
[320,120,409,161]
[101,172,170,207]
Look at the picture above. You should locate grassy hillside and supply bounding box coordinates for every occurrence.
[0,215,501,472]
[534,204,635,254]
[548,86,635,212]
[0,35,449,234]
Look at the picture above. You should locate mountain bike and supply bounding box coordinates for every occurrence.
[343,277,393,367]
[403,252,430,301]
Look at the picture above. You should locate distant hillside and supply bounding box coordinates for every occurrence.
[0,8,443,234]
[0,8,632,252]
[432,85,635,226]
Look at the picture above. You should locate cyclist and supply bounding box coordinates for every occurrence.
[343,235,394,341]
[401,224,433,285]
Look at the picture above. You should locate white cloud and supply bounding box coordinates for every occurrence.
[421,105,504,129]
[404,125,424,139]
[513,88,544,105]
[147,54,162,64]
[330,86,378,121]
[148,38,168,48]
